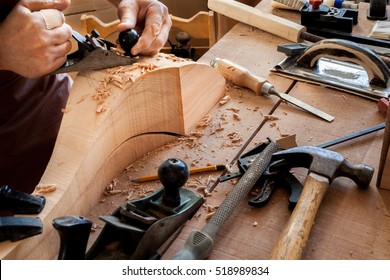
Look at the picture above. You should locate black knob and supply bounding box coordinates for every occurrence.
[53,216,92,260]
[118,29,140,56]
[158,158,189,207]
[175,32,191,46]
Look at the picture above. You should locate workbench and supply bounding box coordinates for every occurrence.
[84,1,390,260]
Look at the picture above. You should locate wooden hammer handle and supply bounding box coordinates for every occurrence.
[208,0,306,43]
[269,172,329,260]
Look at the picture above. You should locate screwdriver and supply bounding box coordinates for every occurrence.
[210,57,334,122]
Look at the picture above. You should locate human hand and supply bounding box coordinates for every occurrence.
[113,0,172,56]
[0,0,72,78]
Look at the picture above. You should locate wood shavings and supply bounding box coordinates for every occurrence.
[90,223,104,232]
[203,189,212,197]
[33,184,57,196]
[264,115,279,121]
[189,130,204,138]
[91,60,162,113]
[178,136,200,148]
[138,188,155,198]
[219,95,231,106]
[126,190,134,201]
[96,104,109,114]
[210,122,224,135]
[232,112,241,121]
[110,47,126,56]
[195,115,212,128]
[226,131,243,144]
[205,211,215,219]
[227,107,240,113]
[104,190,123,196]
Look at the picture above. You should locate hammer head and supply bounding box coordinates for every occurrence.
[270,146,374,188]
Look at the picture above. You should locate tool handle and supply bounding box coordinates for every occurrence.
[171,230,214,260]
[297,39,390,88]
[269,172,329,259]
[208,0,306,43]
[211,58,267,95]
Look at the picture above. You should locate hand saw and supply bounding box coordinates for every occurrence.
[52,29,138,74]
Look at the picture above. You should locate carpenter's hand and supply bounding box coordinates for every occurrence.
[0,0,72,78]
[112,0,172,56]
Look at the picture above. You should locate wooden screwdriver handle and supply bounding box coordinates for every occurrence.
[210,58,267,95]
[208,0,306,43]
[269,172,329,259]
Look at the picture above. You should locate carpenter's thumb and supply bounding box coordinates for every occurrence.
[22,0,70,12]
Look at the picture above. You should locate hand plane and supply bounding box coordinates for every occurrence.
[53,158,204,260]
[52,29,139,74]
[272,39,390,100]
[0,185,44,242]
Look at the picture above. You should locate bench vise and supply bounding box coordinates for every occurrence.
[53,158,204,260]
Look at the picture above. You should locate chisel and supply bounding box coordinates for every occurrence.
[211,57,334,122]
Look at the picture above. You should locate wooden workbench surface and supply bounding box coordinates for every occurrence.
[85,2,390,260]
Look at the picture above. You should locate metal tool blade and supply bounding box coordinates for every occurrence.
[276,90,334,122]
[52,48,137,74]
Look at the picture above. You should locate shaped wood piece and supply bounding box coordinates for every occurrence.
[0,54,225,259]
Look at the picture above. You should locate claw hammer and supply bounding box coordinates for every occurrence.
[268,146,374,259]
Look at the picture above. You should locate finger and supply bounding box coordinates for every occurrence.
[37,9,65,30]
[132,17,171,56]
[22,0,71,12]
[53,40,72,59]
[116,4,138,31]
[130,22,162,55]
[48,23,73,44]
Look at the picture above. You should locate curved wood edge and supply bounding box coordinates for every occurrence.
[0,54,225,259]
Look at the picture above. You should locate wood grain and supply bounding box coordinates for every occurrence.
[0,54,225,259]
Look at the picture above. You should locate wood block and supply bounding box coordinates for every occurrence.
[0,54,225,259]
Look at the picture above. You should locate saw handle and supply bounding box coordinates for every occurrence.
[269,172,329,260]
[211,58,267,95]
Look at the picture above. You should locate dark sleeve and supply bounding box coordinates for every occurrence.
[0,0,20,22]
[0,72,71,193]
